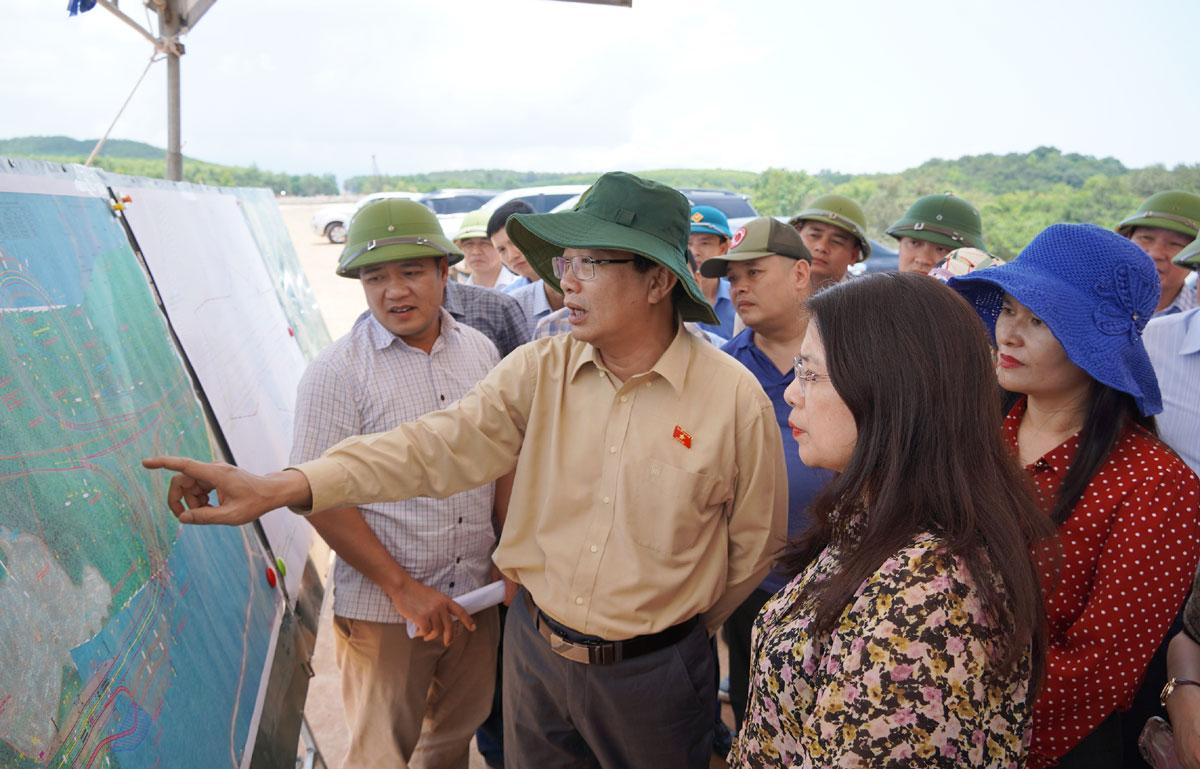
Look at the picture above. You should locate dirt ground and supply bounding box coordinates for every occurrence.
[277,200,732,769]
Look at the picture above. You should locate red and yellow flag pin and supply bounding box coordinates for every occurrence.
[672,425,692,449]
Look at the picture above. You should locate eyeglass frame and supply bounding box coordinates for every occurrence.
[551,254,637,281]
[792,356,832,395]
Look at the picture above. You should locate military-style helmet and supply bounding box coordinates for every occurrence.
[887,193,985,250]
[337,198,463,278]
[1173,234,1200,271]
[454,209,490,242]
[1116,191,1200,240]
[788,194,871,260]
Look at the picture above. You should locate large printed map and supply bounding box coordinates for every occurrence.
[0,183,279,769]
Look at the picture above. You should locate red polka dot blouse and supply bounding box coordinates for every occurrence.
[1004,399,1200,768]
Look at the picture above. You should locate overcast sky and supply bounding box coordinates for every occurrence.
[3,0,1198,183]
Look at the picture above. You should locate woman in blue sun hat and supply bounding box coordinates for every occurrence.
[949,223,1200,769]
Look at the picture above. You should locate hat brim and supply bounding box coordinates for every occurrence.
[506,210,718,324]
[788,214,871,260]
[1117,216,1199,240]
[698,250,798,277]
[948,266,1162,416]
[337,237,463,278]
[1173,237,1200,270]
[690,223,731,239]
[454,228,489,242]
[887,226,983,251]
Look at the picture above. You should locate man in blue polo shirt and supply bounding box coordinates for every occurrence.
[689,205,736,340]
[700,216,835,733]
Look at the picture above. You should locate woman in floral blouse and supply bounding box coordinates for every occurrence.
[950,224,1200,768]
[730,272,1055,768]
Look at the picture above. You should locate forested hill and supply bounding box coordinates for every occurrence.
[0,135,338,196]
[348,147,1200,258]
[4,137,1197,258]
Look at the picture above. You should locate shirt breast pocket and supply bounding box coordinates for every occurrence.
[624,459,730,555]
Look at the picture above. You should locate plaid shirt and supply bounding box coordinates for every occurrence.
[443,280,530,357]
[290,309,500,622]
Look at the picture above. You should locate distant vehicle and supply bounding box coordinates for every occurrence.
[551,187,759,233]
[438,185,588,239]
[311,191,424,244]
[676,188,759,232]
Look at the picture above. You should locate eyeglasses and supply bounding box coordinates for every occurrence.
[792,356,831,395]
[552,255,635,281]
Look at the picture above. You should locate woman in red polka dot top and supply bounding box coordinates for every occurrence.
[951,224,1200,768]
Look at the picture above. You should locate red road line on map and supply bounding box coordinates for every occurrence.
[83,686,138,769]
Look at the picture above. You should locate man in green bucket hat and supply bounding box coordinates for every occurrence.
[143,172,787,769]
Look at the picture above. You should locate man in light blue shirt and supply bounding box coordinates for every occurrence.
[1145,239,1200,474]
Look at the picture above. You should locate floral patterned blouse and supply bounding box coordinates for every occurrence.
[729,530,1031,768]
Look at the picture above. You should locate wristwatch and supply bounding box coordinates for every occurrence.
[1160,677,1200,707]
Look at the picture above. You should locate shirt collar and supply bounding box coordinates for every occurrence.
[715,278,731,304]
[367,307,457,352]
[568,323,692,394]
[1181,308,1200,355]
[1003,397,1079,479]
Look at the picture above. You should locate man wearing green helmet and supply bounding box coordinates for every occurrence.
[887,193,986,275]
[1117,191,1200,317]
[144,172,786,769]
[788,194,871,288]
[296,198,505,768]
[455,209,519,290]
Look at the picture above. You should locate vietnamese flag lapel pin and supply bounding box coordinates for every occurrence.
[672,425,693,449]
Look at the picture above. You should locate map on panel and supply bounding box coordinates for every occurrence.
[229,187,332,362]
[0,188,279,769]
[112,183,313,602]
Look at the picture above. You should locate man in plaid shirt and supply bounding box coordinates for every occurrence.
[292,198,503,769]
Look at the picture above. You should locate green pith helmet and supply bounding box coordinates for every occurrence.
[887,193,985,250]
[337,198,463,278]
[1116,191,1200,240]
[1173,233,1200,271]
[788,194,871,260]
[454,209,490,242]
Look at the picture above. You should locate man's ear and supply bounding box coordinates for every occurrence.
[648,265,678,305]
[793,258,812,294]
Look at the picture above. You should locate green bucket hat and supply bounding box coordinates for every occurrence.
[887,193,985,250]
[1116,191,1200,240]
[788,194,872,260]
[699,217,811,277]
[337,197,463,278]
[504,172,717,324]
[1174,233,1200,271]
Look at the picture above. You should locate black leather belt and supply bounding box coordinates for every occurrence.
[524,592,697,665]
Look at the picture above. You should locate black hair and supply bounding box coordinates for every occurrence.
[1003,384,1157,525]
[486,200,535,239]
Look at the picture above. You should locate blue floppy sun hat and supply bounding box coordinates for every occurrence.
[948,223,1163,416]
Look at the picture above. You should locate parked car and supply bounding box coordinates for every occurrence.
[311,191,424,244]
[439,185,588,239]
[551,187,759,234]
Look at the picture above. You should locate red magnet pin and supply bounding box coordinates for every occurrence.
[265,566,277,588]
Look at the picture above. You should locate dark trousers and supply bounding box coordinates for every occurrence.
[1055,711,1122,769]
[502,591,714,769]
[475,604,507,768]
[723,587,772,734]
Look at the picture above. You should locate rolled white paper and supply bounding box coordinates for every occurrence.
[406,580,506,638]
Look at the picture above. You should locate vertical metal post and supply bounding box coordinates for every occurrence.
[161,6,183,181]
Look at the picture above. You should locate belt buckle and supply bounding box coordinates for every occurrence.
[548,631,592,665]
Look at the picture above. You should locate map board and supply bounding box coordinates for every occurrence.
[229,188,331,363]
[111,180,313,602]
[0,171,281,769]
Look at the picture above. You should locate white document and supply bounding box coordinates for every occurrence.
[406,580,506,638]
